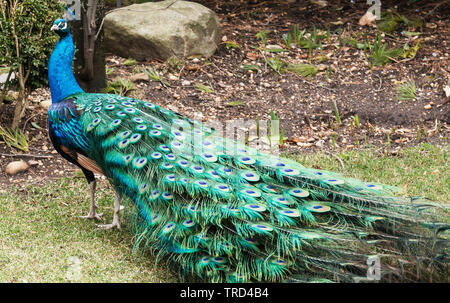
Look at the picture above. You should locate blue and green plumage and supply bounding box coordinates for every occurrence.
[47,19,449,282]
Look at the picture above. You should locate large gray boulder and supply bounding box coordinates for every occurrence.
[104,0,221,61]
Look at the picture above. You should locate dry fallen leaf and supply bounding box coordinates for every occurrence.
[330,20,344,25]
[359,11,377,26]
[186,64,200,71]
[130,73,149,82]
[402,180,409,195]
[246,52,259,60]
[444,83,450,98]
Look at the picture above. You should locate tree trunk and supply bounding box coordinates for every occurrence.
[71,0,106,93]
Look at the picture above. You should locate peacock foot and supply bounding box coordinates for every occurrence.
[96,221,121,230]
[80,212,103,221]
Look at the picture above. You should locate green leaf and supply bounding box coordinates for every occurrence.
[31,122,42,129]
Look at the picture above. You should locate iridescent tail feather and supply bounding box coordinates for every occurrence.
[65,92,450,282]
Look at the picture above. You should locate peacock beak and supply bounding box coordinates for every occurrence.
[51,24,59,31]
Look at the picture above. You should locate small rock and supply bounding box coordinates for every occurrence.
[5,160,29,175]
[168,74,178,81]
[311,0,328,8]
[217,82,227,88]
[297,142,314,147]
[27,160,39,166]
[40,100,52,110]
[424,104,432,110]
[182,80,191,86]
[315,140,324,147]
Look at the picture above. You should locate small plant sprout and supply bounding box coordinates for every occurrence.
[266,57,285,74]
[267,111,286,147]
[103,78,135,96]
[256,30,270,47]
[282,32,292,48]
[106,67,115,76]
[396,80,416,101]
[145,68,170,87]
[286,63,318,78]
[225,41,240,49]
[167,56,184,72]
[194,83,213,93]
[354,114,361,129]
[332,100,341,127]
[292,25,306,46]
[228,101,244,106]
[124,58,137,66]
[0,125,29,152]
[368,34,403,66]
[241,64,259,72]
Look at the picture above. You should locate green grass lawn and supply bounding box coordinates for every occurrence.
[0,177,177,283]
[292,143,449,203]
[0,143,448,282]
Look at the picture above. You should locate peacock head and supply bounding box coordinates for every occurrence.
[51,19,70,37]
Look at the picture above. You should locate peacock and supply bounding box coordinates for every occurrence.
[47,18,449,282]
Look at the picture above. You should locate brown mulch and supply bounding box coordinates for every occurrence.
[1,0,449,189]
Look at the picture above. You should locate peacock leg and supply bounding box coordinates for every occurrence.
[80,180,103,220]
[97,190,122,230]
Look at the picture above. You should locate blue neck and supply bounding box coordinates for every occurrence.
[48,33,84,103]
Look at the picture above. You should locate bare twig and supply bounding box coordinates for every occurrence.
[0,153,52,159]
[163,0,178,10]
[22,113,40,133]
[423,0,449,21]
[428,119,439,136]
[373,74,383,92]
[325,151,345,169]
[294,74,336,92]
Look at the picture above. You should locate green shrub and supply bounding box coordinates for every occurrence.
[0,0,64,129]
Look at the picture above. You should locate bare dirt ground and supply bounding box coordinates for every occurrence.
[0,0,448,188]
